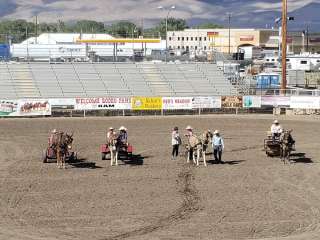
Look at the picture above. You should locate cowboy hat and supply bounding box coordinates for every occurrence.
[214,130,219,135]
[185,125,193,130]
[119,126,127,131]
[274,120,279,124]
[51,129,57,133]
[109,127,114,130]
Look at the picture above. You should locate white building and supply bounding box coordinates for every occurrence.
[11,33,166,61]
[167,28,276,58]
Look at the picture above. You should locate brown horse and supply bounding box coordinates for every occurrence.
[280,130,294,164]
[56,132,74,169]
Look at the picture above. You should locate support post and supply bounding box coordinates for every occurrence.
[281,0,288,94]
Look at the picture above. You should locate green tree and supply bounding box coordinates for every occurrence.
[194,22,223,29]
[105,21,141,38]
[73,20,105,33]
[154,18,188,38]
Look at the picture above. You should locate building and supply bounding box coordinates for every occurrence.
[10,33,165,61]
[167,28,277,57]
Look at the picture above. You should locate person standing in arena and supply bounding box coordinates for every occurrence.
[171,126,181,160]
[212,130,225,164]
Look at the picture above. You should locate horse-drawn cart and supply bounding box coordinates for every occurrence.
[42,146,77,163]
[100,143,133,160]
[264,138,281,157]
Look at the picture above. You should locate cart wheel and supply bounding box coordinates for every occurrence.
[127,153,132,160]
[42,150,48,163]
[101,153,106,160]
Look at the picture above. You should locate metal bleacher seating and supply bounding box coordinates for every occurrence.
[0,62,238,99]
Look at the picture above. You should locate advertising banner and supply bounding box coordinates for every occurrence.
[192,97,221,109]
[131,97,162,110]
[290,96,320,109]
[0,100,19,116]
[74,97,131,110]
[162,97,193,110]
[18,99,51,116]
[243,96,262,108]
[261,96,290,107]
[49,98,76,106]
[221,96,243,108]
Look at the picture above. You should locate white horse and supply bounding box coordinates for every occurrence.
[108,135,119,166]
[186,132,210,167]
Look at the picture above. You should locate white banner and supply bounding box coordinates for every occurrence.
[290,96,320,109]
[162,97,193,110]
[18,99,51,116]
[243,96,261,108]
[192,97,221,109]
[74,97,131,110]
[0,100,19,116]
[49,98,76,106]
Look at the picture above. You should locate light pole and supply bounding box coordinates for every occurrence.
[158,5,176,62]
[227,12,232,54]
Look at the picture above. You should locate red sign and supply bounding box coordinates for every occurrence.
[240,35,254,41]
[207,32,219,37]
[310,38,320,43]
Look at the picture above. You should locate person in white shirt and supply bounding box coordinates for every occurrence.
[270,120,283,140]
[171,126,181,160]
[212,130,225,164]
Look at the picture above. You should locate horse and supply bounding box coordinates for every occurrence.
[186,131,211,167]
[108,134,119,166]
[279,130,294,164]
[56,132,74,169]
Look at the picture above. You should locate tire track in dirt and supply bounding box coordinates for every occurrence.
[101,163,201,240]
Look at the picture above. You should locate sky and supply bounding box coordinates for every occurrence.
[0,0,320,31]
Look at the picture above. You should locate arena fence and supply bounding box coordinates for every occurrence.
[1,95,320,118]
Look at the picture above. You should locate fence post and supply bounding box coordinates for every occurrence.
[198,108,201,115]
[122,110,125,116]
[83,110,86,118]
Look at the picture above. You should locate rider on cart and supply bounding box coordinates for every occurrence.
[48,129,58,147]
[270,120,283,141]
[117,126,128,146]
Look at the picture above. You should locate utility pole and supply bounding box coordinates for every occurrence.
[228,12,231,54]
[281,0,287,93]
[35,15,38,44]
[306,23,309,53]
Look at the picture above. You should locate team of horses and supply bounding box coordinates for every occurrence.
[46,128,296,169]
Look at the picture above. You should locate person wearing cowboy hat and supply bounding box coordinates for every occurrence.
[185,125,193,137]
[212,130,225,164]
[171,126,182,160]
[48,128,59,147]
[271,120,283,141]
[117,126,128,146]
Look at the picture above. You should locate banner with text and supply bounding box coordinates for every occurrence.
[221,96,243,108]
[0,100,19,116]
[290,96,320,109]
[131,97,162,110]
[243,96,262,108]
[261,96,290,107]
[162,97,193,110]
[74,97,131,110]
[192,97,221,109]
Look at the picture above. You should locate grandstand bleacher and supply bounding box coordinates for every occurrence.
[0,62,238,99]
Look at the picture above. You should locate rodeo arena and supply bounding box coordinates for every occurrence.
[1,7,320,240]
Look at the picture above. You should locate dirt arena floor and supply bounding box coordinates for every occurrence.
[0,115,320,240]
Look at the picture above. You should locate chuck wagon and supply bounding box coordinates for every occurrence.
[100,143,133,160]
[42,145,77,163]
